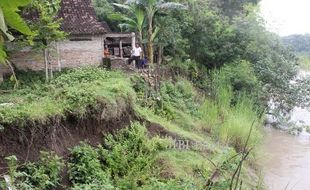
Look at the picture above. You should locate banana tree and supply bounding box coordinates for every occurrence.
[0,0,33,87]
[126,0,186,65]
[111,3,146,52]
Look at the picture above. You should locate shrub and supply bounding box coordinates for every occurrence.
[154,80,200,120]
[98,123,164,189]
[141,178,198,190]
[68,142,112,186]
[0,152,64,190]
[51,67,111,87]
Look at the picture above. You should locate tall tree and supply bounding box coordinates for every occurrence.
[209,0,260,19]
[126,0,186,65]
[27,0,66,82]
[111,3,146,51]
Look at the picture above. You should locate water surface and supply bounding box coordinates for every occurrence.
[261,128,310,190]
[261,92,310,190]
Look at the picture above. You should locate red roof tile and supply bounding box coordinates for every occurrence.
[59,0,108,35]
[23,0,109,35]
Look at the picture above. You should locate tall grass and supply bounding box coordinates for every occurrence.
[200,69,263,150]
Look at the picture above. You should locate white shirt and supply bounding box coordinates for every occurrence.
[132,47,142,57]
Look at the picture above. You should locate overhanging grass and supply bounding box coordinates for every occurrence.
[0,67,135,126]
[135,106,209,142]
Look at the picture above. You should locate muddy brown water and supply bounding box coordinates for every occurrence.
[261,106,310,190]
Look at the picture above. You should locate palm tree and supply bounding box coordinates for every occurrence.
[111,3,146,52]
[125,0,186,65]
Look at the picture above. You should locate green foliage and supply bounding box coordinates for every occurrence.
[19,152,64,190]
[200,70,263,150]
[282,34,310,56]
[298,54,310,71]
[185,1,240,69]
[27,0,65,47]
[209,0,260,19]
[219,60,259,94]
[117,0,187,64]
[1,152,64,190]
[0,67,134,125]
[68,143,114,188]
[0,69,46,89]
[141,178,197,190]
[51,67,111,87]
[232,6,298,111]
[99,122,164,189]
[0,0,32,62]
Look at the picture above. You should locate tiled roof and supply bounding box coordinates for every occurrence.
[59,0,108,35]
[24,0,109,35]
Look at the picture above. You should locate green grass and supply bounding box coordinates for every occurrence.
[0,67,135,125]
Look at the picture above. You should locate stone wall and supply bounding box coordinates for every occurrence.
[8,36,103,72]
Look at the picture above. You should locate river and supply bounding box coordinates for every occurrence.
[261,99,310,189]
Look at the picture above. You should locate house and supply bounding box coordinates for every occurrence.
[0,0,135,80]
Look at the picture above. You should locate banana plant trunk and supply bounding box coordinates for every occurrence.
[138,30,144,57]
[147,16,154,65]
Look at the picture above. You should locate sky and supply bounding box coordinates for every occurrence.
[260,0,310,36]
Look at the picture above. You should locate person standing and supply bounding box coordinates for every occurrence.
[102,45,111,69]
[128,43,142,68]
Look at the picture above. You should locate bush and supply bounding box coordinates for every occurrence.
[141,178,198,190]
[98,123,164,189]
[51,67,111,87]
[0,152,64,190]
[154,80,200,120]
[68,142,112,186]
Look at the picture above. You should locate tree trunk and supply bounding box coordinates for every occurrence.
[158,44,163,65]
[48,49,53,80]
[147,16,154,65]
[6,60,19,89]
[138,30,144,57]
[44,48,49,82]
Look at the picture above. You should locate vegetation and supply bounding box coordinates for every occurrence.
[298,54,310,71]
[0,67,263,189]
[0,0,33,87]
[25,0,66,82]
[0,67,134,125]
[0,0,32,62]
[1,0,308,189]
[282,34,310,56]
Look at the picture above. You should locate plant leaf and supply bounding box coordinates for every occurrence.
[3,9,33,35]
[0,8,14,41]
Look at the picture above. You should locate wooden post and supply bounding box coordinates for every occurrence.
[119,38,123,58]
[0,72,3,84]
[102,35,106,58]
[44,48,49,82]
[56,42,61,72]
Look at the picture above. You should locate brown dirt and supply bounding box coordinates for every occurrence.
[0,102,179,174]
[0,102,136,175]
[0,98,183,190]
[146,122,179,139]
